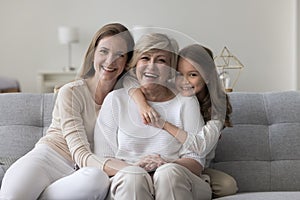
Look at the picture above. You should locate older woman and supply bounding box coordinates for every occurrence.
[94,33,212,200]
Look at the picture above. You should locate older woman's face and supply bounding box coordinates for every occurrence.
[135,50,172,87]
[93,35,128,81]
[176,57,206,97]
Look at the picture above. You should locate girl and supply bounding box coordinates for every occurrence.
[125,43,237,198]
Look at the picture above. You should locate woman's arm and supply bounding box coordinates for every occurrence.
[94,92,122,170]
[102,158,131,176]
[93,91,147,176]
[57,85,96,168]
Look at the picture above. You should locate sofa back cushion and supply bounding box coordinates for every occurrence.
[0,93,55,163]
[211,91,300,192]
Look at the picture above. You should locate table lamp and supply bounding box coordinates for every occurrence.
[214,46,244,92]
[58,26,79,71]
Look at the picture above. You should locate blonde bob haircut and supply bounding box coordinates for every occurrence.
[127,33,179,71]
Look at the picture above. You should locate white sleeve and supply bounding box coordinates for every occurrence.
[94,92,118,158]
[180,95,223,158]
[183,120,223,157]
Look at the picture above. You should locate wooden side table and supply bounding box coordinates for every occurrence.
[37,70,77,93]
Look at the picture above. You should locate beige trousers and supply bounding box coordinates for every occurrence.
[203,168,238,198]
[106,163,212,200]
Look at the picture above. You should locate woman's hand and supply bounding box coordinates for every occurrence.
[134,154,167,172]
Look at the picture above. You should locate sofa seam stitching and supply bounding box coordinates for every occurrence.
[262,93,272,191]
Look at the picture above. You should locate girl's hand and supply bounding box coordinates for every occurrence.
[148,117,165,129]
[140,106,160,124]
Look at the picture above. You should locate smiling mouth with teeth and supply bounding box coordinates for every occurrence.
[181,86,193,90]
[102,66,116,72]
[144,72,159,78]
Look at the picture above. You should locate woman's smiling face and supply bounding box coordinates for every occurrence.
[136,50,172,87]
[176,57,206,97]
[93,35,128,81]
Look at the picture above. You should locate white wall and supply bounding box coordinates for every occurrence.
[0,0,297,93]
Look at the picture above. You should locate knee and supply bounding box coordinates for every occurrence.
[112,166,151,191]
[114,166,149,183]
[78,167,109,181]
[154,163,186,185]
[76,167,110,189]
[205,169,238,197]
[213,175,238,197]
[78,167,107,177]
[110,166,154,199]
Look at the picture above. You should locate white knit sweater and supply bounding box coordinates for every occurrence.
[94,88,207,166]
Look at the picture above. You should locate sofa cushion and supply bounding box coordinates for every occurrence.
[0,94,44,158]
[214,191,300,200]
[0,93,55,188]
[211,91,300,193]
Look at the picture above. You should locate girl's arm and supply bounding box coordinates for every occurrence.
[149,96,223,157]
[129,88,160,124]
[123,74,160,124]
[174,157,203,176]
[163,120,223,157]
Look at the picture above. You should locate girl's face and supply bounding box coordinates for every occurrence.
[176,57,206,97]
[136,50,172,87]
[93,36,128,80]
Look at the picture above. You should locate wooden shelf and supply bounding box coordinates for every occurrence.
[37,70,77,93]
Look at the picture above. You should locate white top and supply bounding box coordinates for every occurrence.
[94,88,207,166]
[122,74,223,168]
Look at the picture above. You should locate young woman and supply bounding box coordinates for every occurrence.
[126,43,237,198]
[0,23,134,200]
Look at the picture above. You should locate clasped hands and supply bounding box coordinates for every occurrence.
[134,154,167,172]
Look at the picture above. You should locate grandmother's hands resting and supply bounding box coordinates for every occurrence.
[134,154,167,172]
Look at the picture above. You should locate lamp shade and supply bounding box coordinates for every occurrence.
[58,26,79,44]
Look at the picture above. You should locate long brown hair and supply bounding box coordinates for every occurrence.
[78,23,134,80]
[179,44,232,128]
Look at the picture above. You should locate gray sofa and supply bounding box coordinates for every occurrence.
[1,91,300,200]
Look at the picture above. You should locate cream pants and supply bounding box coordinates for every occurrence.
[0,144,109,200]
[203,168,238,198]
[106,163,212,200]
